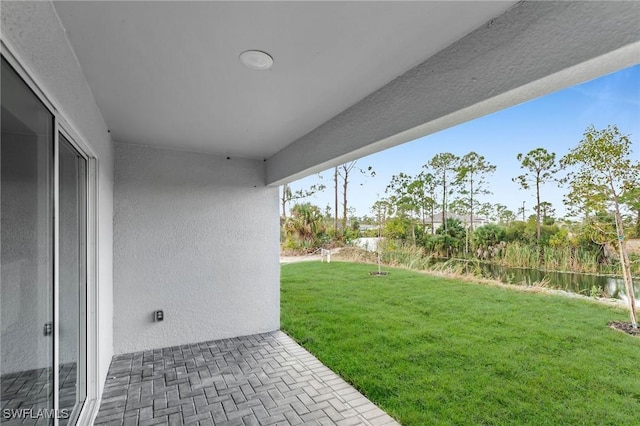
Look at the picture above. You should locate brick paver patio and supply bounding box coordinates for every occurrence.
[94,331,399,426]
[1,362,80,425]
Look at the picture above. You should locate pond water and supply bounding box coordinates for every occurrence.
[350,238,639,304]
[449,260,639,304]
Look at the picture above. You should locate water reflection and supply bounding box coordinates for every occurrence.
[453,261,639,302]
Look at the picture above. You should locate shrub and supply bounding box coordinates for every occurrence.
[472,224,506,254]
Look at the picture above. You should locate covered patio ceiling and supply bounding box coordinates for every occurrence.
[53,1,516,157]
[53,1,640,184]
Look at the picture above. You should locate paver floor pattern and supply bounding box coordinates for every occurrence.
[1,363,79,425]
[94,331,399,426]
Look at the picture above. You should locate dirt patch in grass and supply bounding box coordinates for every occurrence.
[609,321,640,337]
[334,246,377,262]
[280,248,344,264]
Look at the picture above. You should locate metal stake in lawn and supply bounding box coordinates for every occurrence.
[377,219,382,275]
[377,196,383,275]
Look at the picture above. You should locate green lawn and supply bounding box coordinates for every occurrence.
[280,261,640,426]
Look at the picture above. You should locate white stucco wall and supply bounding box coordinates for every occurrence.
[1,1,114,395]
[113,143,280,354]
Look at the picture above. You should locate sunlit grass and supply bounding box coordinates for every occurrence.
[281,261,640,426]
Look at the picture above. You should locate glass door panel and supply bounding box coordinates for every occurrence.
[57,135,87,425]
[1,57,54,424]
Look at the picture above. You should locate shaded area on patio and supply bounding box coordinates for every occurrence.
[94,332,398,426]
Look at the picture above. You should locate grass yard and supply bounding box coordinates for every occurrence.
[280,261,640,426]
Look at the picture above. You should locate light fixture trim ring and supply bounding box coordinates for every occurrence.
[239,50,274,70]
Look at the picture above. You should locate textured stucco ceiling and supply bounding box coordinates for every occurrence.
[265,1,640,185]
[53,1,516,159]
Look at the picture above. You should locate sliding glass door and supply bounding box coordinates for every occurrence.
[1,57,88,425]
[58,134,87,425]
[1,56,55,424]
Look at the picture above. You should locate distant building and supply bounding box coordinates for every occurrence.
[426,212,487,231]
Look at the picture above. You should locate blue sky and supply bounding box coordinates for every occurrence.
[286,64,640,219]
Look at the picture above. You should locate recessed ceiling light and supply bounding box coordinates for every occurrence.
[239,50,274,70]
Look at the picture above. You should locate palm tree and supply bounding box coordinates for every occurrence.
[284,203,326,248]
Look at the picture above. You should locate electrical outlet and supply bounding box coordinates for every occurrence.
[155,310,164,322]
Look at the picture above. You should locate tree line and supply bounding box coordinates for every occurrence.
[281,125,639,327]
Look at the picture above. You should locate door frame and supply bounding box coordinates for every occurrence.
[1,37,100,426]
